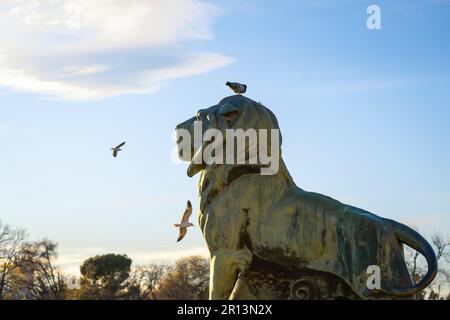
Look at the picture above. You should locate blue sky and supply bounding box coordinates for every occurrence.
[0,0,449,273]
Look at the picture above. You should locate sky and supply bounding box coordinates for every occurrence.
[0,0,449,275]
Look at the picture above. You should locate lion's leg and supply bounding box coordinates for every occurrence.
[209,248,253,300]
[229,274,258,300]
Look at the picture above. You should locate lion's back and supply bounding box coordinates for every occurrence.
[256,187,392,266]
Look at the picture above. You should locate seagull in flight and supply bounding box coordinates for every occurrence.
[174,200,194,242]
[110,141,125,158]
[226,81,247,95]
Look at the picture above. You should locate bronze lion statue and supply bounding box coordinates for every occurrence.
[175,95,437,300]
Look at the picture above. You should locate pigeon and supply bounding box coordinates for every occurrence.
[110,141,125,158]
[174,200,194,242]
[226,81,247,95]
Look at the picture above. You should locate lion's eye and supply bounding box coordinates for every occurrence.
[222,110,239,119]
[218,105,239,125]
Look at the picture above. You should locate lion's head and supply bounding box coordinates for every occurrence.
[176,95,283,177]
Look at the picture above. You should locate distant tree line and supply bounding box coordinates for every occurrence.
[0,219,208,300]
[1,219,449,300]
[75,253,209,300]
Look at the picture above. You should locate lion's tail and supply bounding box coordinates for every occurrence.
[383,219,438,297]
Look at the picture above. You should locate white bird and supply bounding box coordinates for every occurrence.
[174,200,194,242]
[110,141,125,158]
[226,81,247,95]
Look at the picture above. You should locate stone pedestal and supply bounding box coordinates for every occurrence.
[231,257,359,300]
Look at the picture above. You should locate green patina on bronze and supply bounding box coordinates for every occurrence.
[175,95,438,300]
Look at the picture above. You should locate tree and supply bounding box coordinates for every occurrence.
[125,264,168,300]
[156,256,209,300]
[0,220,27,299]
[80,253,132,299]
[15,239,66,300]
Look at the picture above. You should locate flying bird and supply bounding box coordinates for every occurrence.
[226,81,247,95]
[110,141,125,158]
[174,200,194,242]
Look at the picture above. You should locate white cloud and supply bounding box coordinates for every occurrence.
[0,52,233,100]
[0,0,233,100]
[63,65,111,77]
